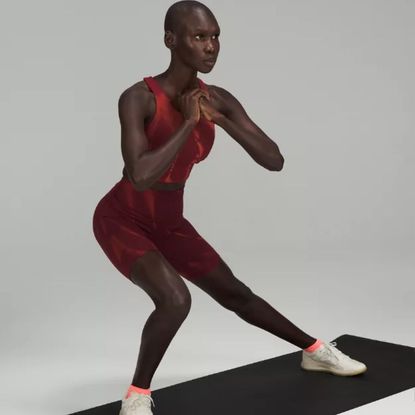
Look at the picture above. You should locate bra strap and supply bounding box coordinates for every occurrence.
[197,77,208,92]
[143,76,165,97]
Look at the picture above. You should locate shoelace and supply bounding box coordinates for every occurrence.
[324,341,352,361]
[126,393,155,411]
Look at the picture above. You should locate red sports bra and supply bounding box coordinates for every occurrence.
[122,75,215,184]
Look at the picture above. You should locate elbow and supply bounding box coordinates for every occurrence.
[131,169,152,192]
[268,155,284,171]
[132,175,152,192]
[132,179,149,192]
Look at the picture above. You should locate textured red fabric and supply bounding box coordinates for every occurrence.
[92,177,222,281]
[122,75,215,184]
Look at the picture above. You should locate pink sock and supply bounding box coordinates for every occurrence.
[125,384,152,399]
[303,338,323,352]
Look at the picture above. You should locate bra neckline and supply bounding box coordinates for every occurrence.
[150,76,205,98]
[149,76,206,116]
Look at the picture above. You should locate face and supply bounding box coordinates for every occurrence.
[169,10,220,73]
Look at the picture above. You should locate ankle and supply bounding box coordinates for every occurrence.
[125,384,152,399]
[303,338,324,353]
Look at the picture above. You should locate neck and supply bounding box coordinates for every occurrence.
[159,59,199,96]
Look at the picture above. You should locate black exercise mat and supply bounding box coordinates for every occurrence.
[69,334,415,414]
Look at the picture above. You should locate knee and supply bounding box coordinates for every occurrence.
[223,284,255,312]
[157,289,192,316]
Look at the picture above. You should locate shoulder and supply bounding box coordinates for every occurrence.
[118,80,155,119]
[202,83,232,99]
[202,83,244,117]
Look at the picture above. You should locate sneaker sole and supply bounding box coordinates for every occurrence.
[300,361,367,376]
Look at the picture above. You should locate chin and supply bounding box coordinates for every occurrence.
[198,66,214,74]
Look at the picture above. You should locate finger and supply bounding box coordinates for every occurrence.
[199,95,210,103]
[197,92,210,103]
[184,88,202,96]
[201,89,210,99]
[182,89,203,103]
[199,102,210,112]
[188,88,209,99]
[200,107,212,121]
[199,90,210,98]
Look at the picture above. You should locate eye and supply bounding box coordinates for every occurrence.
[195,34,220,40]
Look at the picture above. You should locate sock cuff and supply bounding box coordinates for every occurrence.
[304,338,323,352]
[125,384,152,399]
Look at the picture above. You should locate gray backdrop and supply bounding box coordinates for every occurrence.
[1,1,414,414]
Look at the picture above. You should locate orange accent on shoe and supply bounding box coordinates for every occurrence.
[125,384,152,399]
[304,338,323,352]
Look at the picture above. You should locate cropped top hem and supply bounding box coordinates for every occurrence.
[120,175,185,192]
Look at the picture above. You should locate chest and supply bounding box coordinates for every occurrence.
[145,104,215,164]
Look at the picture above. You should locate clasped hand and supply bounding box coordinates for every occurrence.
[198,91,225,124]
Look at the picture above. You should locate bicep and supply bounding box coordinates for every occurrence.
[118,90,149,181]
[218,86,264,135]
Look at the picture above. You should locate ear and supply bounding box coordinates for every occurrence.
[164,30,176,50]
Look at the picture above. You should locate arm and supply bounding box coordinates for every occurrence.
[118,88,197,191]
[201,86,284,171]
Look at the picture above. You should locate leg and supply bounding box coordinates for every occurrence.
[93,183,192,391]
[190,257,317,349]
[152,217,315,349]
[127,250,192,389]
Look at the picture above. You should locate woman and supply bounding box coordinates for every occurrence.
[92,1,367,414]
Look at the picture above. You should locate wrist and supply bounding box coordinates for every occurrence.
[183,117,198,128]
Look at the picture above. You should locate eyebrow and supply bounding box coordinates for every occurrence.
[192,28,220,33]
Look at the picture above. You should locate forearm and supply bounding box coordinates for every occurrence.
[217,115,284,171]
[132,119,197,190]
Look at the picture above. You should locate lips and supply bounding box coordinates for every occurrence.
[204,59,216,65]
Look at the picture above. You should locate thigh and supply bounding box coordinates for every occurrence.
[93,196,191,306]
[153,217,223,282]
[93,196,159,280]
[189,255,253,308]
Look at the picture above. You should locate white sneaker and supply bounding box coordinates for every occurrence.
[119,391,155,415]
[301,341,367,376]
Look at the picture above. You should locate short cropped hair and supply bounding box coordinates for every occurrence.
[164,1,214,34]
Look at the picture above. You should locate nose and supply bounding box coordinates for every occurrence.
[205,40,216,54]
